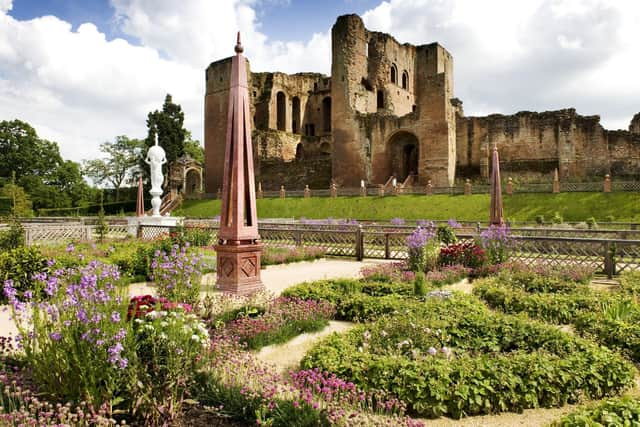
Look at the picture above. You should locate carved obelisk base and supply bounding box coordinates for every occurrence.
[215,242,264,295]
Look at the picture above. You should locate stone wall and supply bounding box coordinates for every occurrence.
[456,109,640,180]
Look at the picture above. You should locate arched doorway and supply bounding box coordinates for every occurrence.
[388,131,419,182]
[184,168,202,197]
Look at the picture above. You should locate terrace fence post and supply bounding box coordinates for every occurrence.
[476,222,481,234]
[603,174,612,193]
[604,241,615,279]
[355,225,364,261]
[384,233,390,259]
[24,227,31,246]
[506,177,513,195]
[464,179,472,195]
[426,180,433,196]
[295,229,302,247]
[378,184,385,197]
[136,224,143,239]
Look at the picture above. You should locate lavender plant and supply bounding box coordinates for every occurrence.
[151,244,204,304]
[406,226,438,272]
[479,224,513,264]
[3,261,132,411]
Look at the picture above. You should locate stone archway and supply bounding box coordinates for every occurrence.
[184,168,202,197]
[388,131,419,182]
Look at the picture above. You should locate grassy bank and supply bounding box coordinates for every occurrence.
[178,192,640,222]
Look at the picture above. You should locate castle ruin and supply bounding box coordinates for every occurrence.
[205,14,640,193]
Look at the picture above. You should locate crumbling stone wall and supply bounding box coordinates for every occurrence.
[456,109,640,180]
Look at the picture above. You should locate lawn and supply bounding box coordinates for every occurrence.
[179,192,640,222]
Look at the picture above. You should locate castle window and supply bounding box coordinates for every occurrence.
[377,90,384,109]
[322,97,331,132]
[276,91,286,131]
[402,71,408,90]
[313,82,318,92]
[305,124,315,137]
[412,105,417,113]
[292,96,300,134]
[390,63,397,84]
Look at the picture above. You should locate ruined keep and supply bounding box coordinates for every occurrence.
[205,14,640,193]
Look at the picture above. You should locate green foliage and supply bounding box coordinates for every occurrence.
[553,396,640,426]
[303,303,635,419]
[146,94,187,166]
[0,120,90,211]
[0,183,33,216]
[0,246,48,302]
[261,246,325,266]
[82,136,144,201]
[436,224,457,244]
[414,272,427,297]
[181,192,640,222]
[0,219,24,250]
[95,203,109,244]
[535,214,545,225]
[585,216,597,229]
[552,211,564,224]
[182,131,204,164]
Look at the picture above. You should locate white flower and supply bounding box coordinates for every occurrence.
[144,324,155,331]
[191,334,201,342]
[159,333,168,339]
[380,330,388,337]
[160,321,168,328]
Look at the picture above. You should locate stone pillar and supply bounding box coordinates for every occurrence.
[330,183,338,198]
[256,182,263,199]
[506,177,513,195]
[378,184,385,197]
[553,168,560,194]
[603,174,612,193]
[215,33,263,295]
[304,185,311,198]
[464,179,472,195]
[279,185,286,199]
[426,180,433,196]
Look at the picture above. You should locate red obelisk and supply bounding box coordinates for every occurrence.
[489,145,504,225]
[136,176,145,217]
[215,33,264,295]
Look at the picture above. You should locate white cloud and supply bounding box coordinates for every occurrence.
[0,0,11,13]
[361,0,640,130]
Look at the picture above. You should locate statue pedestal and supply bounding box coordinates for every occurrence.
[132,215,184,240]
[215,241,264,295]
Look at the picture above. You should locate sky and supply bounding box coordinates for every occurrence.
[0,0,638,165]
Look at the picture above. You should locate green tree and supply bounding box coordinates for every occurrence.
[145,94,187,166]
[0,183,33,217]
[0,119,89,211]
[183,131,204,164]
[83,136,144,201]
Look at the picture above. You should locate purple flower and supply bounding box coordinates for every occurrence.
[390,217,405,226]
[110,311,121,323]
[447,218,461,228]
[49,332,62,341]
[66,243,75,253]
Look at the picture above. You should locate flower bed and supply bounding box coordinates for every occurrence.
[214,296,336,350]
[301,294,635,418]
[552,396,640,426]
[261,246,326,267]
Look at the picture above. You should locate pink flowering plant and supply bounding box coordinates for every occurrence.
[3,261,133,411]
[217,296,336,349]
[151,244,204,304]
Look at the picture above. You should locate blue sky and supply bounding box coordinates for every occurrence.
[8,0,381,43]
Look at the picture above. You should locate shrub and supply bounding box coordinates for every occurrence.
[413,272,427,296]
[436,224,457,245]
[151,244,204,304]
[360,261,415,283]
[303,306,635,419]
[552,211,564,224]
[262,246,325,266]
[425,264,470,286]
[535,215,545,225]
[552,396,640,426]
[0,219,24,250]
[0,246,49,302]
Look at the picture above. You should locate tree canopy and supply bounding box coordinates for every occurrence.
[146,94,187,165]
[0,119,90,211]
[83,135,145,201]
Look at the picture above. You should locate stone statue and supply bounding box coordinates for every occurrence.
[145,134,166,216]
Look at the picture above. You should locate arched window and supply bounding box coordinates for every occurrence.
[402,71,408,90]
[322,97,331,132]
[390,63,397,84]
[292,96,300,134]
[276,91,286,131]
